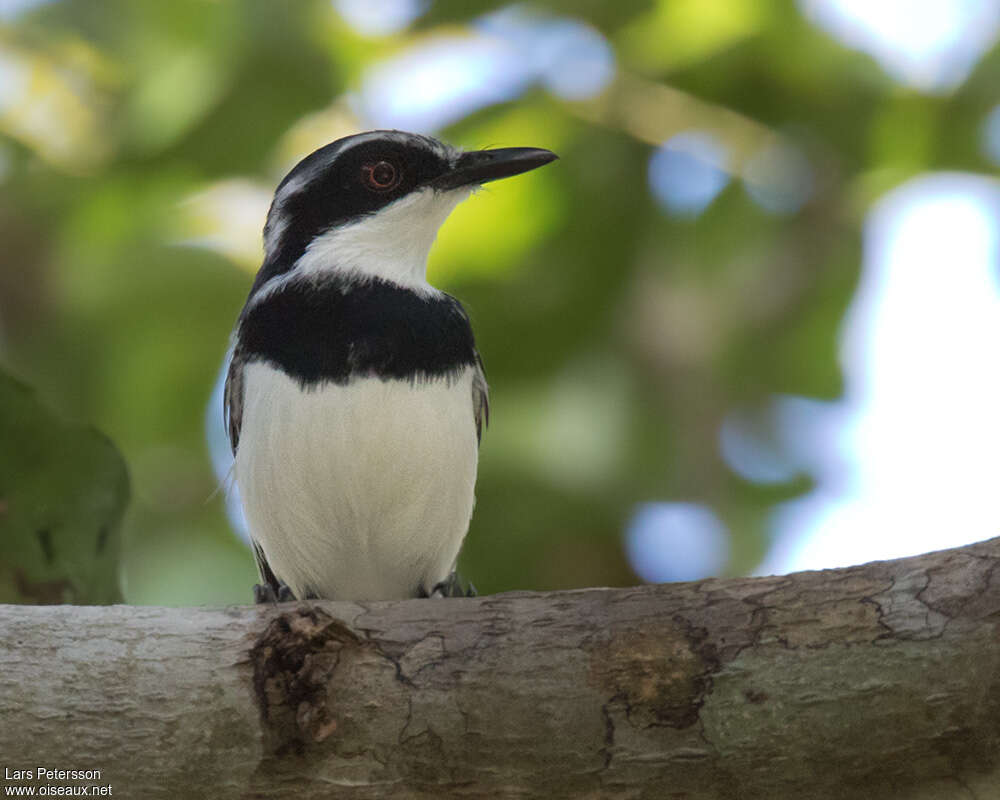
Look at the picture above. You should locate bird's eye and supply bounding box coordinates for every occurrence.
[361,160,401,192]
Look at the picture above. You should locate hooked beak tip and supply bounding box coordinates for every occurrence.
[433,147,558,190]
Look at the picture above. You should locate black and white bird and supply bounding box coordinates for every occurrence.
[224,130,557,602]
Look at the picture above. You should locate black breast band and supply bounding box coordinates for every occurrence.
[238,276,478,386]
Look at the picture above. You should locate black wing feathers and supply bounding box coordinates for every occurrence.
[223,343,246,455]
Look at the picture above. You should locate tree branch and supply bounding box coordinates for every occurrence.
[3,538,1000,798]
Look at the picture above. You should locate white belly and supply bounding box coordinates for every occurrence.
[234,361,479,600]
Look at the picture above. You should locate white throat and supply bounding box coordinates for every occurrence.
[293,186,471,293]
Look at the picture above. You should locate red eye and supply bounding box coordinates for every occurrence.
[362,160,401,192]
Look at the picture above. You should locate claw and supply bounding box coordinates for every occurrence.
[424,572,476,598]
[253,583,274,604]
[253,582,295,604]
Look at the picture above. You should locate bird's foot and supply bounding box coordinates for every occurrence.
[424,572,477,598]
[253,582,295,604]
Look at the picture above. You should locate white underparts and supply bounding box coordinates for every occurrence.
[234,362,479,600]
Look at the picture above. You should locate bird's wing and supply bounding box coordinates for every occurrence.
[252,540,283,596]
[223,345,246,456]
[472,352,490,444]
[224,344,284,597]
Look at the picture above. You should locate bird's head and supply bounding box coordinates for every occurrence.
[251,130,557,298]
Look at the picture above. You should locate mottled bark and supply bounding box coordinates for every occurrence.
[2,538,999,799]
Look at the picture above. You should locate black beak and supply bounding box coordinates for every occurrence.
[432,147,558,191]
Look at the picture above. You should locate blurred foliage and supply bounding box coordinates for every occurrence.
[0,371,128,603]
[0,0,996,604]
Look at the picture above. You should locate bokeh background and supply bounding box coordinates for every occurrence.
[1,0,998,605]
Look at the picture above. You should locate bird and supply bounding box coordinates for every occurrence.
[223,130,557,602]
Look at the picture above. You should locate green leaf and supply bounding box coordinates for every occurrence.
[0,370,129,604]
